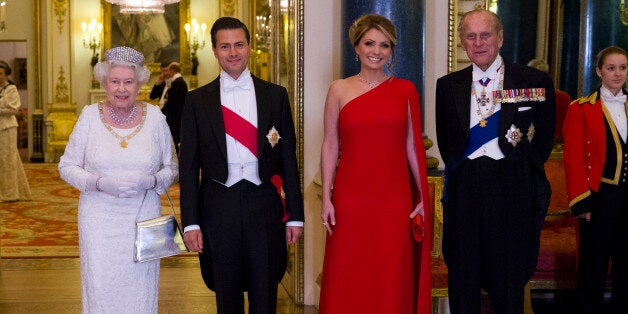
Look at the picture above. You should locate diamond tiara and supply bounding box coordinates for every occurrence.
[104,46,145,65]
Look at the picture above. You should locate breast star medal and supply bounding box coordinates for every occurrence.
[505,124,523,147]
[266,126,281,148]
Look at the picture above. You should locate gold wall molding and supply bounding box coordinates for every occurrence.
[55,66,70,103]
[53,0,68,34]
[447,0,489,73]
[220,0,237,17]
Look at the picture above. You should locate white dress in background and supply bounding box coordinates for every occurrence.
[0,83,31,201]
[59,103,178,313]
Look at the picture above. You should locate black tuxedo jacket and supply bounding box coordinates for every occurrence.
[179,74,304,229]
[435,60,555,281]
[436,60,555,171]
[150,76,188,143]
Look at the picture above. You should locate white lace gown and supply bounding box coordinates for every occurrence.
[59,103,178,314]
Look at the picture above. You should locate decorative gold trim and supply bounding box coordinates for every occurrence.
[529,278,577,290]
[220,0,237,17]
[621,4,628,26]
[31,0,45,161]
[568,190,591,208]
[447,0,455,73]
[432,287,449,298]
[600,102,623,185]
[428,175,444,258]
[54,66,70,103]
[577,92,597,105]
[296,0,304,303]
[101,0,191,74]
[53,0,67,34]
[447,1,500,73]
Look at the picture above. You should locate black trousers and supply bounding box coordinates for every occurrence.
[577,181,628,314]
[445,157,532,314]
[200,180,286,314]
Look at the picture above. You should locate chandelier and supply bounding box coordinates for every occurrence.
[105,0,180,14]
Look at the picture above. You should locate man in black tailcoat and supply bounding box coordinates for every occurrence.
[179,17,303,314]
[435,9,555,314]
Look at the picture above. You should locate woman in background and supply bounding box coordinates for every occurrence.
[319,14,431,314]
[563,46,628,314]
[0,60,31,202]
[59,46,178,313]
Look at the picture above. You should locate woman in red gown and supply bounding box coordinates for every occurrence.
[319,14,432,314]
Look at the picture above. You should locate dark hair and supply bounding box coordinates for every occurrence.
[160,61,171,68]
[210,17,250,48]
[349,14,397,70]
[596,46,628,69]
[0,60,12,76]
[169,62,181,73]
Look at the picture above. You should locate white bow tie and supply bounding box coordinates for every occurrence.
[601,87,627,104]
[223,78,252,91]
[605,94,627,104]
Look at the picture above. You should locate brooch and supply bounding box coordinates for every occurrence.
[527,123,535,142]
[266,126,281,148]
[505,124,523,147]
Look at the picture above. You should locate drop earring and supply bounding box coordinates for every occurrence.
[355,54,359,62]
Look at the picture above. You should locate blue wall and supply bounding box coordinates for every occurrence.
[341,0,425,102]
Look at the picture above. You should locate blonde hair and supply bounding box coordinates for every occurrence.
[349,14,397,70]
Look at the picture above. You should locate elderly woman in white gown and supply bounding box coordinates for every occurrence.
[59,46,178,313]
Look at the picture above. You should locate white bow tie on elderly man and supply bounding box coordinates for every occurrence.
[223,78,253,92]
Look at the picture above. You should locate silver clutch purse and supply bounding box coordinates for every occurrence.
[134,191,188,262]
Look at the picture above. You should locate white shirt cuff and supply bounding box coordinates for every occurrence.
[183,224,201,233]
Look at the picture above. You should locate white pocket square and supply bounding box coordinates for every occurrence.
[518,106,532,111]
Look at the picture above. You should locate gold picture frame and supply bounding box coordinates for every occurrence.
[101,0,191,74]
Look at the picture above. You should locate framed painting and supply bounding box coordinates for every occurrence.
[102,0,190,74]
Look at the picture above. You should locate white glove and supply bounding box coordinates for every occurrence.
[96,176,137,198]
[126,175,157,193]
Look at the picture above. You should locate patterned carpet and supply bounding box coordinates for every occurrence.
[0,163,180,258]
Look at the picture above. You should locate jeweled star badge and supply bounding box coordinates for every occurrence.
[266,126,281,148]
[527,123,535,142]
[505,124,523,147]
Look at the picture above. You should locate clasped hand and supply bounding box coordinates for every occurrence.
[97,175,156,198]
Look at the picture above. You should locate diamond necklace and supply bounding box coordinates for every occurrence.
[357,73,388,89]
[99,102,147,148]
[107,103,138,126]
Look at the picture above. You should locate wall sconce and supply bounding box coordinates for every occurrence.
[184,18,207,88]
[0,2,7,33]
[80,18,102,88]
